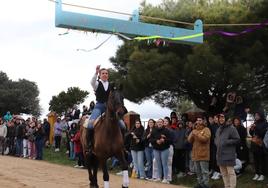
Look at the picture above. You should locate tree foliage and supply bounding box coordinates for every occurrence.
[49,87,89,115]
[110,0,268,112]
[0,71,41,116]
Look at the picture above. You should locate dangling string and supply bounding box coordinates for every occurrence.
[58,29,69,36]
[77,34,113,52]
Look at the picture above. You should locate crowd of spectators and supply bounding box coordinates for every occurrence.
[1,103,268,188]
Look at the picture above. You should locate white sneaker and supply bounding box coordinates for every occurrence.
[161,179,170,184]
[257,175,264,181]
[4,147,9,155]
[211,172,217,179]
[176,172,186,178]
[74,165,80,168]
[116,171,123,176]
[252,174,259,180]
[153,178,161,182]
[213,172,221,180]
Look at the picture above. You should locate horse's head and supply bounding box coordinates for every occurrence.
[107,83,127,119]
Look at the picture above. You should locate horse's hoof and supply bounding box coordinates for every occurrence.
[89,184,99,188]
[122,186,128,188]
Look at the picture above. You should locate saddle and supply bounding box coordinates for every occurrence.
[82,113,105,128]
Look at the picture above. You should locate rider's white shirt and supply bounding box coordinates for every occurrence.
[91,74,109,91]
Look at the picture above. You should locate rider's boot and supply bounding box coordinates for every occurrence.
[87,128,94,156]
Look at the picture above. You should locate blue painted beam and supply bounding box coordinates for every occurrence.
[55,0,203,44]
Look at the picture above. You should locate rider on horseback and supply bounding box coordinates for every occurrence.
[87,65,126,155]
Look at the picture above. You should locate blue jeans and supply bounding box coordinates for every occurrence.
[131,150,146,178]
[88,102,106,129]
[69,141,75,160]
[153,148,169,180]
[16,138,23,156]
[145,146,153,178]
[87,102,126,130]
[111,157,119,168]
[35,138,44,160]
[194,161,209,187]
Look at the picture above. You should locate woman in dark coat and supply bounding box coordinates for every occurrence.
[215,114,240,188]
[249,111,268,181]
[143,119,155,179]
[128,119,146,179]
[233,117,249,173]
[150,118,172,184]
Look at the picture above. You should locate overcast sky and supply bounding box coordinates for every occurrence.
[0,0,171,120]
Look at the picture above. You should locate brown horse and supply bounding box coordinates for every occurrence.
[80,87,129,188]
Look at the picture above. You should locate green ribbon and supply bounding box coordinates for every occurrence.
[134,33,203,41]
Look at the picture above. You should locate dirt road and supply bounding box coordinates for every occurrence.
[0,156,185,188]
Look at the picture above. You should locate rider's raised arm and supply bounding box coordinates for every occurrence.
[91,73,99,91]
[91,65,101,91]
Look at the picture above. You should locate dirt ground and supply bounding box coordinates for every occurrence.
[0,155,185,188]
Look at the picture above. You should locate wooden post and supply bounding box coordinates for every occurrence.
[47,112,57,145]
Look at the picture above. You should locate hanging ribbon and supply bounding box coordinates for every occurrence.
[132,20,268,41]
[134,33,204,41]
[204,20,268,37]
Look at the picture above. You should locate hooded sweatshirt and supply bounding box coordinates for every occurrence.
[0,123,7,137]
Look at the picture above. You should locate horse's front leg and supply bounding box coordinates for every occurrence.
[86,154,99,188]
[85,157,95,188]
[92,158,99,188]
[116,151,129,188]
[102,162,110,188]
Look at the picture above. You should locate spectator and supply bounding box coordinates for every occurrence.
[73,124,85,168]
[0,118,7,155]
[128,119,146,179]
[215,113,240,188]
[72,105,80,122]
[43,118,50,147]
[150,118,172,184]
[170,111,178,123]
[69,122,77,160]
[15,117,25,157]
[163,117,176,182]
[233,116,249,173]
[27,121,36,159]
[249,110,268,181]
[62,117,70,155]
[173,120,187,178]
[188,116,211,188]
[23,120,29,158]
[54,117,63,152]
[170,115,178,129]
[208,115,220,180]
[143,119,155,179]
[34,121,45,160]
[88,101,95,115]
[185,121,195,175]
[4,111,12,122]
[6,120,16,155]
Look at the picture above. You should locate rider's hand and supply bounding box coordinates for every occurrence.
[96,65,101,74]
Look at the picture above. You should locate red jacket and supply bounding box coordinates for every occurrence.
[72,131,82,153]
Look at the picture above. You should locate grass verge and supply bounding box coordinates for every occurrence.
[43,147,267,188]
